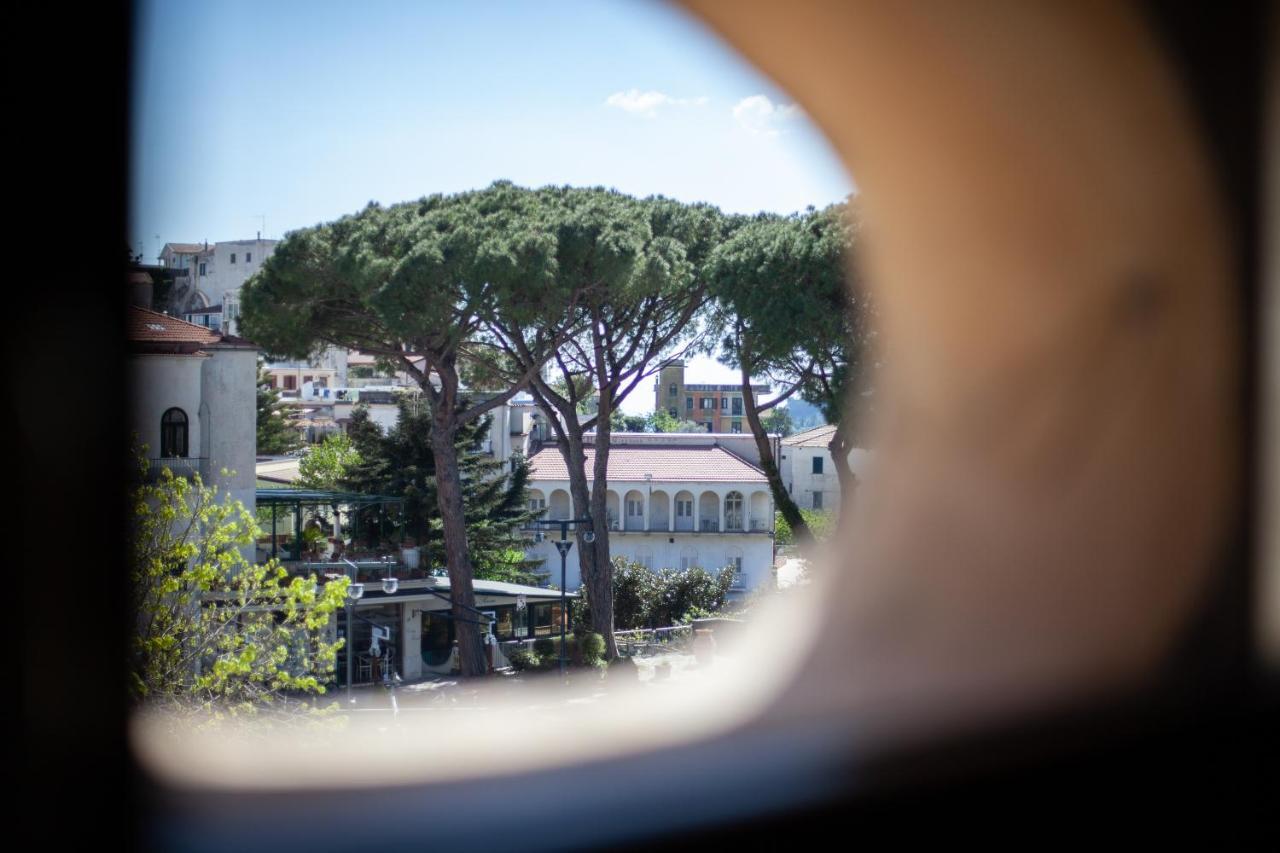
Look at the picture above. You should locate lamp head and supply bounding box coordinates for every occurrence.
[347,582,365,601]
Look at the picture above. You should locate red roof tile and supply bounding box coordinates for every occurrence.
[528,445,767,483]
[781,424,837,447]
[127,306,257,353]
[128,307,221,344]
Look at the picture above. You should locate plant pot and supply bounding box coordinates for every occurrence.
[401,546,420,569]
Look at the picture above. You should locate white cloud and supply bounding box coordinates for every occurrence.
[604,89,709,118]
[732,95,803,136]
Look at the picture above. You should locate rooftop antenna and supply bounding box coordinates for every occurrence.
[257,214,266,240]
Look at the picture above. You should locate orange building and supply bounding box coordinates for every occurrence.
[653,360,770,433]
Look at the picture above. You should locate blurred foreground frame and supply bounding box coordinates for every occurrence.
[138,1,1273,849]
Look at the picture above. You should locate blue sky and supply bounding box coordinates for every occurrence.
[130,0,853,410]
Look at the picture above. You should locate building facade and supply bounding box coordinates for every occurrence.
[779,424,872,513]
[127,306,259,516]
[524,435,776,593]
[158,237,279,334]
[653,359,770,433]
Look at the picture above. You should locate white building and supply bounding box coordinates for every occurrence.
[524,435,776,593]
[127,306,259,516]
[158,237,279,335]
[779,424,872,513]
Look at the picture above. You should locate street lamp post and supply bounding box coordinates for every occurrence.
[536,516,594,677]
[345,581,365,704]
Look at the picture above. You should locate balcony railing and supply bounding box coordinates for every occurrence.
[699,519,719,533]
[147,457,206,481]
[749,518,770,532]
[273,557,438,583]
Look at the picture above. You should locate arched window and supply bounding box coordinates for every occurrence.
[160,408,188,458]
[725,491,744,530]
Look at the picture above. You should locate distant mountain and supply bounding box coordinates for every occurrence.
[784,398,827,430]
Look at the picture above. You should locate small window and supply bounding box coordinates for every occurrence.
[813,491,823,510]
[230,253,237,264]
[246,252,252,263]
[676,499,693,518]
[701,398,713,410]
[668,383,677,396]
[284,376,297,390]
[626,498,643,517]
[812,456,824,474]
[668,408,677,418]
[160,408,188,458]
[686,396,694,410]
[198,262,207,276]
[721,398,728,411]
[731,421,742,434]
[731,397,742,415]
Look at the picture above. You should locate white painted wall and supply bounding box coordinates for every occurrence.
[201,347,258,513]
[780,442,872,514]
[130,354,205,465]
[131,344,258,558]
[525,476,775,591]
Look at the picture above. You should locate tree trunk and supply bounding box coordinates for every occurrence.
[587,387,618,659]
[430,418,488,678]
[828,423,859,534]
[741,364,811,541]
[561,432,597,617]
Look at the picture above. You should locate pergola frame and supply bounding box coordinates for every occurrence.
[255,488,406,562]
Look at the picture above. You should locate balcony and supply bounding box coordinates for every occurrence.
[699,519,720,533]
[147,457,206,481]
[749,518,771,532]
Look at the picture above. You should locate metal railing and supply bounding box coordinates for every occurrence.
[699,519,720,532]
[613,625,693,656]
[147,457,206,481]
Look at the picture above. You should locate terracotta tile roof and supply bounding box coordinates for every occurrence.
[528,445,767,483]
[128,306,221,344]
[781,424,837,447]
[127,306,258,352]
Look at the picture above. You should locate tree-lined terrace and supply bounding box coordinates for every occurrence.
[241,181,865,674]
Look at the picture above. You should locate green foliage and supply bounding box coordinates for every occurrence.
[130,451,345,717]
[610,411,650,433]
[256,362,301,454]
[579,632,606,666]
[760,407,795,437]
[507,647,540,672]
[532,637,556,659]
[774,509,835,550]
[648,410,703,433]
[575,558,735,630]
[297,432,361,491]
[341,401,541,582]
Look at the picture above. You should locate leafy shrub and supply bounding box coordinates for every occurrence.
[576,558,736,630]
[533,637,556,659]
[507,647,540,672]
[774,509,835,550]
[579,633,606,666]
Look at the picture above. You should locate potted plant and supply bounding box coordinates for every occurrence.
[301,525,327,561]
